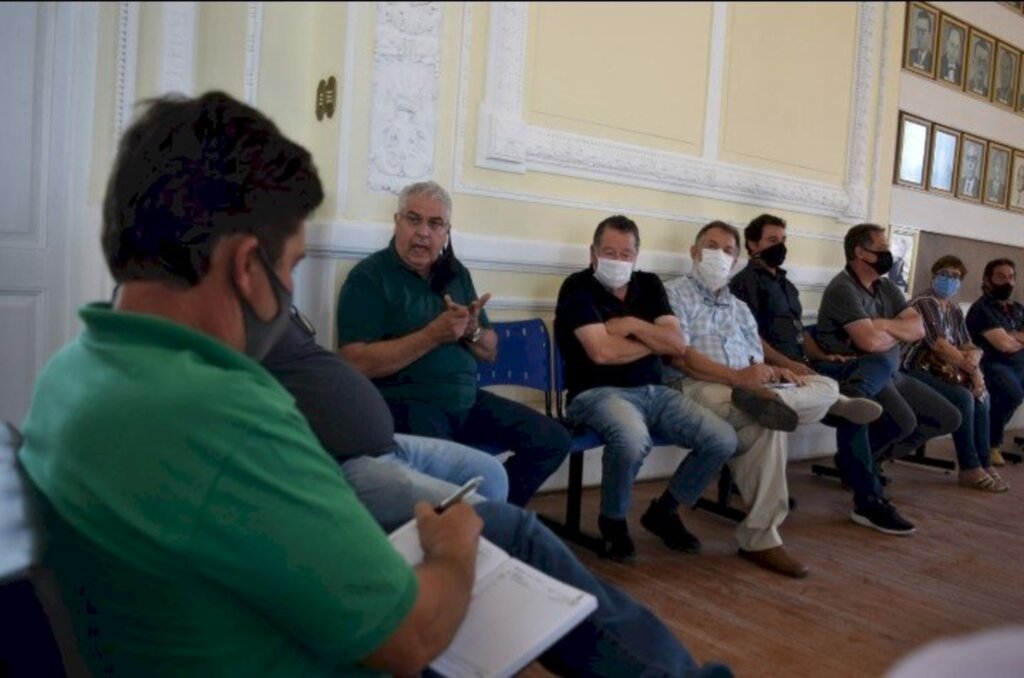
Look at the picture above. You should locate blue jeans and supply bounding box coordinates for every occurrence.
[390,433,508,502]
[981,360,1024,448]
[339,456,484,532]
[907,369,991,470]
[473,502,732,677]
[812,351,898,398]
[389,390,571,507]
[566,385,737,519]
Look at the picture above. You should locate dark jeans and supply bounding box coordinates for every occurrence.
[473,502,732,677]
[815,353,899,509]
[982,360,1024,448]
[827,418,884,510]
[868,372,961,461]
[812,351,899,398]
[389,390,571,506]
[907,369,991,470]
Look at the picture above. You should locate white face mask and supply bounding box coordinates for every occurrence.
[594,257,634,290]
[695,248,735,291]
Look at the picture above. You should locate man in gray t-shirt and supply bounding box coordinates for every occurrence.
[263,308,510,529]
[813,224,959,536]
[816,262,908,363]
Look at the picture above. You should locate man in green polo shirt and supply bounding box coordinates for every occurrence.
[18,92,480,677]
[337,181,571,506]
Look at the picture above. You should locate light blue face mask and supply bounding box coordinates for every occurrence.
[933,273,961,299]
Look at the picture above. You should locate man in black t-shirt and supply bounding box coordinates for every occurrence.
[554,215,737,564]
[966,258,1024,465]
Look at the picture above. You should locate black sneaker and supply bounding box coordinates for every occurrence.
[850,499,916,535]
[598,515,636,563]
[640,500,702,553]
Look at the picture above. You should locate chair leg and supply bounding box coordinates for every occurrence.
[891,444,955,472]
[565,453,583,533]
[537,452,605,554]
[694,467,747,523]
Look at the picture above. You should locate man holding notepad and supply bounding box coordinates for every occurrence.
[19,92,730,677]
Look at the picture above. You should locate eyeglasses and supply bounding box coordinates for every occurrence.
[399,211,448,233]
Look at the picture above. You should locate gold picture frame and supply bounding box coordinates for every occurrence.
[903,2,939,79]
[955,134,987,203]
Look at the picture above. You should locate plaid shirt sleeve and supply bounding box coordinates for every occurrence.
[911,296,943,348]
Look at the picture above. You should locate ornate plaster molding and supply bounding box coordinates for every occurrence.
[367,1,443,193]
[159,2,197,96]
[114,2,139,151]
[474,2,882,222]
[244,2,263,105]
[867,2,891,221]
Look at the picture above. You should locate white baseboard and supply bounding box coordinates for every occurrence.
[536,422,837,494]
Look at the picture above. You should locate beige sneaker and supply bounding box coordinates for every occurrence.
[828,395,883,425]
[990,448,1007,467]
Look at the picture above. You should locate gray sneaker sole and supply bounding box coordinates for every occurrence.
[829,397,883,425]
[850,510,916,536]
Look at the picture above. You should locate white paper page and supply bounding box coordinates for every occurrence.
[388,519,509,588]
[430,560,598,678]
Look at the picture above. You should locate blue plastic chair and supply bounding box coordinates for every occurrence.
[476,319,553,417]
[475,321,603,549]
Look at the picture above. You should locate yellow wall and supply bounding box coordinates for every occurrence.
[195,2,247,100]
[526,2,712,155]
[720,2,857,182]
[91,2,906,338]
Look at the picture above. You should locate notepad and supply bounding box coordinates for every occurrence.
[388,519,598,678]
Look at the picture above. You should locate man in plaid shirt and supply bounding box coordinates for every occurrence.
[664,221,882,578]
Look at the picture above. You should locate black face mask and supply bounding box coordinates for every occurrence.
[757,242,787,268]
[862,248,893,275]
[991,283,1014,301]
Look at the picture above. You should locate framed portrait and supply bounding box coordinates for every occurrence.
[984,143,1013,208]
[895,112,931,189]
[964,29,995,100]
[1017,55,1024,115]
[1010,152,1024,213]
[887,230,915,295]
[955,135,987,203]
[936,15,968,90]
[992,43,1020,110]
[927,125,959,194]
[903,2,938,78]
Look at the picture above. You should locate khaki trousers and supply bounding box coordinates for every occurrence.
[671,375,839,551]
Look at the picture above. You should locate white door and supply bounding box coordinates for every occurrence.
[0,2,99,425]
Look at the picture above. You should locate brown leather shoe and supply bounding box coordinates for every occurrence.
[738,546,810,578]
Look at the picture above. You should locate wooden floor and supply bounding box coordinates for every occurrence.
[522,434,1024,677]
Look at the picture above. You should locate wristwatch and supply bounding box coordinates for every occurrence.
[466,326,483,343]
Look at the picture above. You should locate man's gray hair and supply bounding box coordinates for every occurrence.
[397,181,453,222]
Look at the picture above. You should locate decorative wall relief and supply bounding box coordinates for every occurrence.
[474,1,882,222]
[367,2,442,193]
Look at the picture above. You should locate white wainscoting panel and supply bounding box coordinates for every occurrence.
[0,292,44,423]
